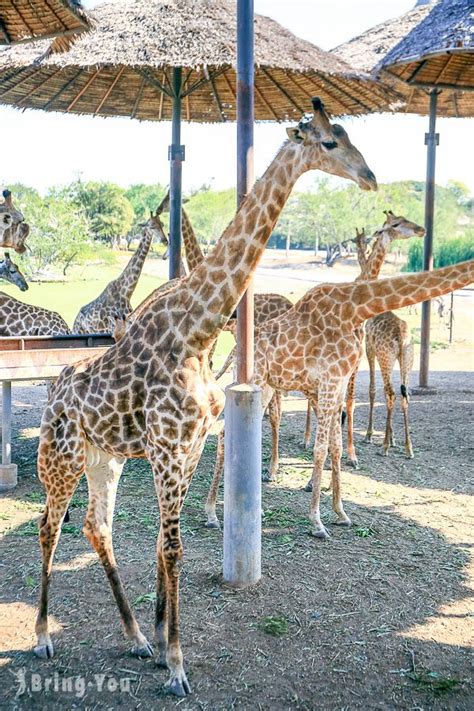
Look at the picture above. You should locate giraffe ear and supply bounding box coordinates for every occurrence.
[3,190,12,206]
[287,127,304,144]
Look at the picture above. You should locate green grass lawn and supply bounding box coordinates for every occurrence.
[1,261,235,368]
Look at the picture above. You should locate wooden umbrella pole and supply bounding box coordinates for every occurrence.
[168,66,184,280]
[419,89,439,388]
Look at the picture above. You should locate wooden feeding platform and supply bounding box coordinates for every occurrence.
[0,333,115,490]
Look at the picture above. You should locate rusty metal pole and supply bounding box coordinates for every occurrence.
[223,0,261,587]
[168,67,184,280]
[418,90,439,388]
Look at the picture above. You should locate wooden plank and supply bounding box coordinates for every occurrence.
[0,346,109,381]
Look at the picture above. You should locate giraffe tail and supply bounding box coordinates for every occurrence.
[215,346,236,381]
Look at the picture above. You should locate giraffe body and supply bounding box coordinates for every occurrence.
[33,100,378,696]
[0,292,69,336]
[73,212,168,334]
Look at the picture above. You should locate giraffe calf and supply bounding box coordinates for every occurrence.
[364,311,414,458]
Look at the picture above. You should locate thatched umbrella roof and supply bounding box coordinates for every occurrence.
[0,0,399,121]
[0,1,90,50]
[378,0,474,101]
[333,4,432,75]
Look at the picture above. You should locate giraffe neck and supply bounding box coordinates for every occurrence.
[182,209,204,271]
[349,259,474,324]
[113,228,153,300]
[358,228,392,281]
[182,140,311,345]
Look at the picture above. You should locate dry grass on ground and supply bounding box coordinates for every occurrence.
[0,359,473,709]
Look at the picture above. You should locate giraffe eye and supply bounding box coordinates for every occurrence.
[322,141,337,150]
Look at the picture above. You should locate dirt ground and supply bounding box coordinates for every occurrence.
[0,253,473,709]
[0,349,473,709]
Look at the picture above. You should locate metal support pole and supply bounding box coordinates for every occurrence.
[419,90,439,388]
[0,380,17,490]
[168,67,184,280]
[223,0,261,587]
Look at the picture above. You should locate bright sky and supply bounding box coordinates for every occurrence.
[1,0,472,194]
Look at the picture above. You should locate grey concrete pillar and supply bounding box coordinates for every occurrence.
[223,383,262,586]
[0,381,17,490]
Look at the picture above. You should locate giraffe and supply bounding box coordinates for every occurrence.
[72,210,169,334]
[0,292,70,336]
[0,189,29,253]
[0,252,29,291]
[303,211,425,466]
[205,259,474,534]
[364,311,415,457]
[33,98,377,697]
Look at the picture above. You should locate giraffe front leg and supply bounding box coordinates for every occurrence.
[155,529,169,668]
[83,451,153,658]
[364,348,376,443]
[205,428,224,528]
[308,397,332,539]
[345,371,359,468]
[265,390,281,481]
[329,408,351,527]
[153,470,191,697]
[303,400,312,449]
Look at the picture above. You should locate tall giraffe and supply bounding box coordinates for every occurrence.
[205,260,474,534]
[33,99,377,697]
[0,189,29,253]
[303,211,425,466]
[0,252,29,291]
[72,210,168,334]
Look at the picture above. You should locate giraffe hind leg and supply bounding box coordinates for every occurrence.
[35,462,82,659]
[83,448,153,658]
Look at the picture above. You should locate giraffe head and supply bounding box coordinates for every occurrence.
[0,190,29,253]
[140,208,169,259]
[382,210,425,240]
[286,98,377,191]
[0,252,29,291]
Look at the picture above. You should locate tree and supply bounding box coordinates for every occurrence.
[185,189,236,250]
[14,191,91,276]
[62,180,134,246]
[125,183,167,230]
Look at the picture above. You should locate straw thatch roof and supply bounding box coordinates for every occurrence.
[0,0,400,122]
[379,0,474,93]
[333,5,433,74]
[0,1,90,49]
[333,0,474,118]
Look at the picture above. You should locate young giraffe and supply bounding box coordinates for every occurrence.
[0,252,29,291]
[72,210,168,334]
[0,189,29,253]
[364,312,415,457]
[303,211,425,467]
[33,99,377,697]
[205,260,474,535]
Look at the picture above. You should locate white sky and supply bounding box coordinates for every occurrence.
[1,0,472,194]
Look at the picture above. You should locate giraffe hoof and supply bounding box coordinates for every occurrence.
[34,641,54,660]
[363,435,372,444]
[131,641,154,658]
[205,518,220,530]
[303,480,313,492]
[309,526,330,540]
[333,517,352,527]
[165,670,191,697]
[348,458,359,469]
[262,472,273,483]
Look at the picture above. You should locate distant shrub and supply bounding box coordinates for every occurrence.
[405,235,474,272]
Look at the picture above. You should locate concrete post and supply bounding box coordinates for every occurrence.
[223,383,262,586]
[0,381,17,490]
